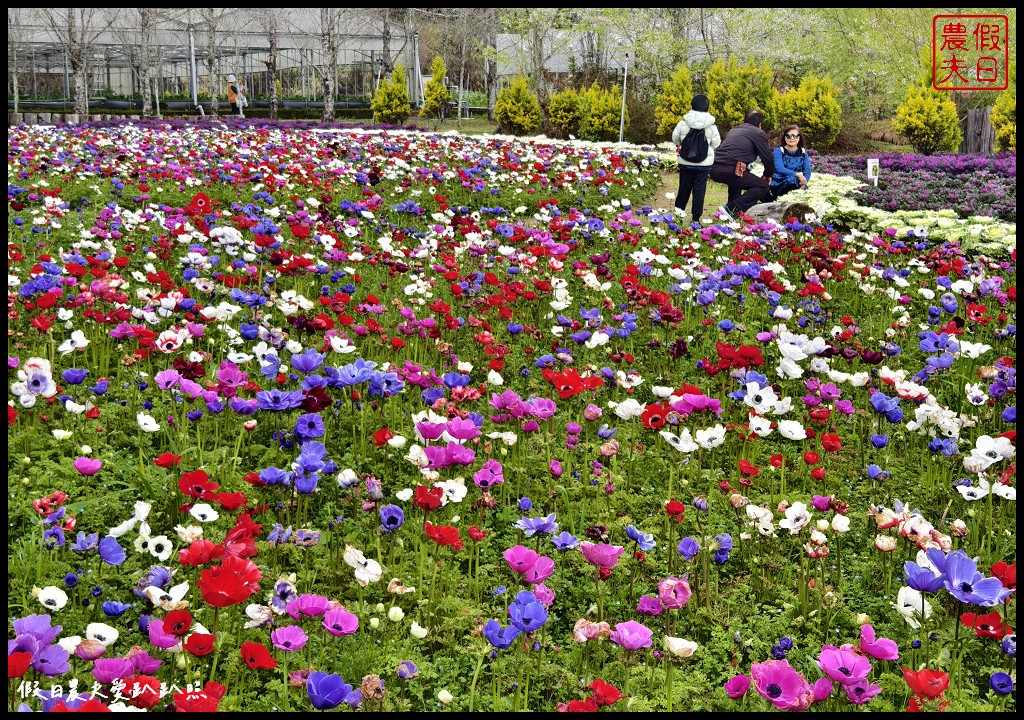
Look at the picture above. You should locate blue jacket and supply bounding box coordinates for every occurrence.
[770,147,811,188]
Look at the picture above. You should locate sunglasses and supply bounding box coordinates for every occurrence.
[785,133,800,139]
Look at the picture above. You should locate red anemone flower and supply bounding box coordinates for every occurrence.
[371,427,394,448]
[164,609,193,636]
[413,484,445,512]
[738,460,760,477]
[197,555,262,608]
[424,521,463,550]
[959,611,1012,640]
[590,679,622,706]
[820,433,842,453]
[902,667,949,698]
[183,632,216,657]
[178,469,219,499]
[240,641,278,670]
[154,452,182,468]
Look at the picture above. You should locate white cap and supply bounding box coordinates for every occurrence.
[227,75,236,82]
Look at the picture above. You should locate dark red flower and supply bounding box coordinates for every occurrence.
[164,609,193,636]
[187,193,212,215]
[413,484,445,512]
[566,696,599,712]
[173,681,223,712]
[810,467,827,481]
[738,460,760,477]
[424,521,463,551]
[803,451,820,466]
[590,679,622,706]
[903,667,949,699]
[960,611,1012,640]
[197,555,262,608]
[8,651,31,679]
[665,501,685,521]
[468,526,487,542]
[991,561,1016,592]
[124,675,162,709]
[184,632,216,657]
[178,469,219,499]
[154,452,182,468]
[179,539,226,567]
[371,427,394,448]
[240,641,278,670]
[820,433,842,453]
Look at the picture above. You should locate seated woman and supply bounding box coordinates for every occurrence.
[770,125,812,199]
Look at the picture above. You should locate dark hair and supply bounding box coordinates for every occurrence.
[780,124,805,149]
[744,110,763,127]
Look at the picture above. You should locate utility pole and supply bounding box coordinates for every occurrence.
[618,52,628,143]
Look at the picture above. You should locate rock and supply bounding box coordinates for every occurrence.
[9,112,23,126]
[744,201,816,225]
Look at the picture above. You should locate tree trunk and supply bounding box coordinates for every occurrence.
[743,201,816,225]
[457,58,466,131]
[486,21,497,120]
[958,107,994,155]
[73,63,88,117]
[321,9,336,122]
[11,48,19,114]
[139,9,154,118]
[381,9,393,75]
[205,18,219,118]
[266,17,278,119]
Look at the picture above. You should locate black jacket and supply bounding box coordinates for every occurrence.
[712,123,774,177]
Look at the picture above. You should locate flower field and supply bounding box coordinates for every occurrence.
[7,122,1016,712]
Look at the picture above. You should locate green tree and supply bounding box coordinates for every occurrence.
[371,63,411,125]
[705,57,778,133]
[577,82,628,141]
[654,60,693,137]
[991,60,1016,151]
[421,55,450,123]
[892,83,962,155]
[776,75,842,150]
[547,88,583,138]
[494,76,542,136]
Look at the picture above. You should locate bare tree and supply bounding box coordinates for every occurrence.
[261,9,281,119]
[499,8,573,104]
[320,8,340,122]
[110,9,157,118]
[199,9,234,118]
[9,9,23,114]
[39,8,120,117]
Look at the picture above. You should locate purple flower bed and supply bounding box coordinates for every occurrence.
[812,152,1016,222]
[30,117,429,133]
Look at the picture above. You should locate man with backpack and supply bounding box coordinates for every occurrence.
[671,94,721,226]
[709,109,775,220]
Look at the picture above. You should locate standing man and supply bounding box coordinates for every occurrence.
[227,74,243,116]
[671,93,721,227]
[709,110,775,219]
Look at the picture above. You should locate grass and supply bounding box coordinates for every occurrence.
[655,169,730,216]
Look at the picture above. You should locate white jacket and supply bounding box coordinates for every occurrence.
[672,110,722,168]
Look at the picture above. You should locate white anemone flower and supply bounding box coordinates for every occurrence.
[779,502,812,534]
[58,330,90,356]
[38,586,70,611]
[137,412,160,432]
[893,586,932,629]
[344,545,383,587]
[777,420,806,441]
[660,428,698,453]
[189,504,220,523]
[743,383,778,415]
[85,622,119,646]
[748,415,773,437]
[695,424,726,449]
